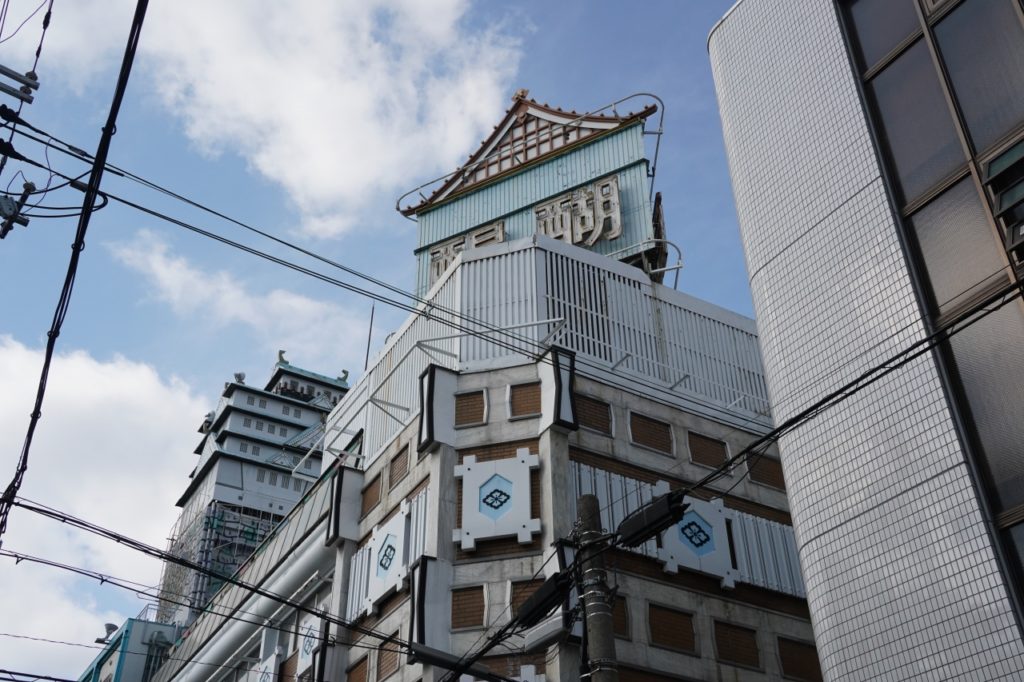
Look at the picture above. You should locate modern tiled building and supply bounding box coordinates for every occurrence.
[709,0,1024,678]
[150,93,820,682]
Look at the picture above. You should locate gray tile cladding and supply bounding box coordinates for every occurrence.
[709,0,1024,679]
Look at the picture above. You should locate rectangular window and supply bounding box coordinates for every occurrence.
[361,475,382,517]
[377,632,400,681]
[934,0,1024,154]
[509,382,542,418]
[268,424,276,435]
[240,442,249,453]
[280,475,290,489]
[280,428,288,438]
[714,621,760,670]
[347,658,367,682]
[630,413,673,455]
[256,469,265,483]
[612,595,630,640]
[256,421,264,431]
[252,445,260,456]
[294,408,302,419]
[259,399,267,408]
[777,638,823,682]
[389,447,409,488]
[510,579,545,615]
[867,39,964,205]
[304,459,313,470]
[845,0,919,72]
[246,395,255,406]
[450,586,486,629]
[648,604,695,653]
[243,417,252,428]
[293,478,302,492]
[576,394,612,435]
[283,405,291,416]
[454,391,486,426]
[687,432,727,468]
[269,472,278,486]
[749,455,786,491]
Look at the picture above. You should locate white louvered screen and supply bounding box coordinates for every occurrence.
[346,545,372,621]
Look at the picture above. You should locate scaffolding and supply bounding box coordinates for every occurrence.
[156,501,282,625]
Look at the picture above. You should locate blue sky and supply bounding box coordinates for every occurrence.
[0,0,742,674]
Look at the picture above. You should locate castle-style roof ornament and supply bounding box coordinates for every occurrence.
[400,91,657,216]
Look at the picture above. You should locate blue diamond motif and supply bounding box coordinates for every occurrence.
[677,510,715,557]
[479,474,514,520]
[376,533,397,578]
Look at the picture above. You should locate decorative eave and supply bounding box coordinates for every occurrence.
[401,90,657,216]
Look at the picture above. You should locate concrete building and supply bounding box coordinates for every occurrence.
[150,93,820,682]
[709,0,1024,679]
[156,355,349,626]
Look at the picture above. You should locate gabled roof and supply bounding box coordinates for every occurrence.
[401,89,657,216]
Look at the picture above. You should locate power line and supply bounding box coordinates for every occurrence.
[0,668,77,682]
[0,547,399,658]
[9,496,413,652]
[0,0,147,547]
[5,120,777,436]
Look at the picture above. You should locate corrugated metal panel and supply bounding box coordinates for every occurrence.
[570,461,658,560]
[408,486,429,562]
[327,268,463,468]
[346,545,372,621]
[415,162,652,297]
[570,460,804,596]
[459,247,542,364]
[419,125,646,248]
[732,512,805,597]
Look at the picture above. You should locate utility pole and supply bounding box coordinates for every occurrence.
[577,494,617,682]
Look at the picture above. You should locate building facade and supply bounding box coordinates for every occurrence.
[709,0,1024,679]
[77,607,178,682]
[150,93,820,682]
[156,355,349,626]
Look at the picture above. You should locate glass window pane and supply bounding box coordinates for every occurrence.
[868,40,965,204]
[910,178,1009,313]
[846,0,921,70]
[935,0,1024,154]
[948,300,1024,513]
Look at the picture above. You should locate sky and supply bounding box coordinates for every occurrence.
[0,0,744,675]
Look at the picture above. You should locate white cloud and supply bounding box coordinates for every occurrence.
[4,0,521,236]
[0,336,206,674]
[108,229,367,375]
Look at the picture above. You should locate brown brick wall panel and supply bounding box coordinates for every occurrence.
[612,595,630,639]
[510,382,542,417]
[451,586,485,629]
[749,455,786,490]
[347,658,368,682]
[648,604,695,652]
[715,621,760,669]
[389,447,409,488]
[361,475,381,517]
[377,632,400,681]
[778,638,823,682]
[479,654,546,678]
[576,393,612,434]
[455,391,486,426]
[510,579,545,616]
[630,413,673,454]
[279,652,298,682]
[688,432,727,468]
